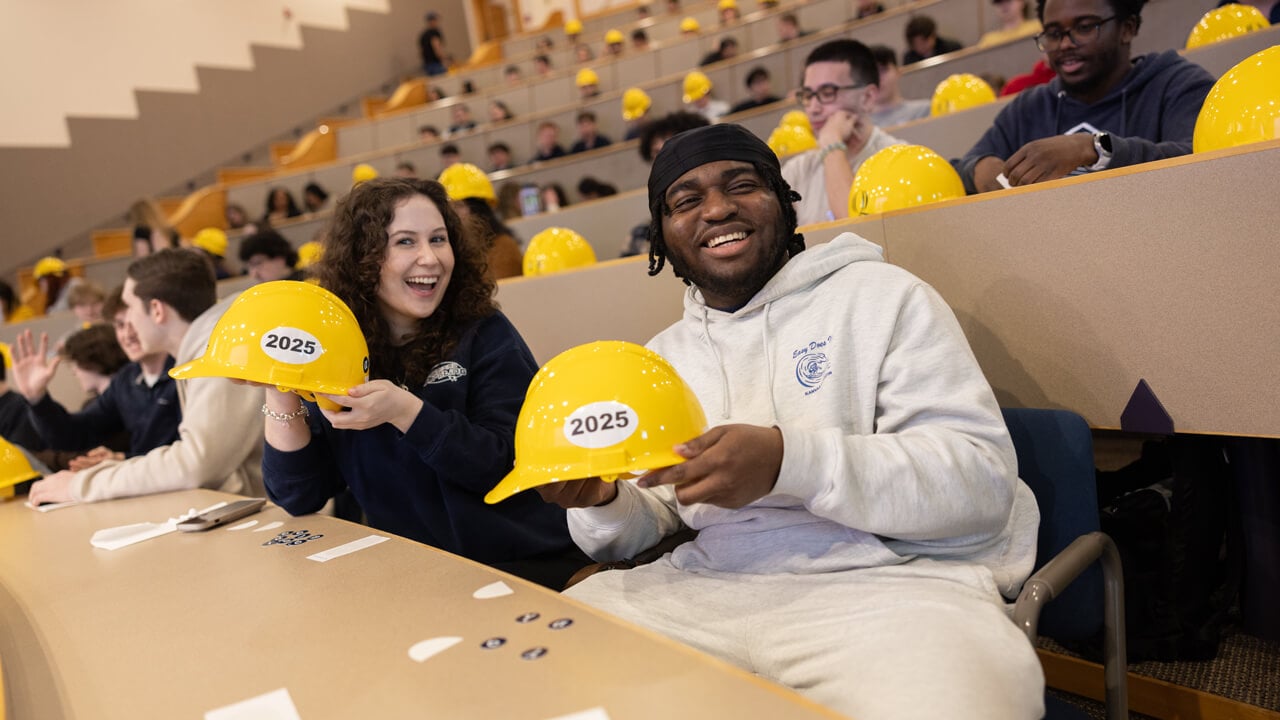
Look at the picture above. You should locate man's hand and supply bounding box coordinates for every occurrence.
[637,424,783,508]
[536,477,619,508]
[11,329,60,403]
[68,446,123,471]
[28,471,76,506]
[319,380,424,433]
[816,110,869,151]
[972,156,1007,193]
[1004,134,1097,186]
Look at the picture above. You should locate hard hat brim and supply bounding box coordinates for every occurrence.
[484,449,688,504]
[169,357,356,399]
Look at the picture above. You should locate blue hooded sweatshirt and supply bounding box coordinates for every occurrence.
[957,50,1215,193]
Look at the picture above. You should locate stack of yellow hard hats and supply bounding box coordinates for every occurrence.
[768,124,818,158]
[849,145,965,216]
[622,88,652,121]
[1185,4,1269,48]
[523,227,597,276]
[485,341,707,504]
[1193,46,1280,153]
[438,163,496,204]
[930,74,996,116]
[169,280,369,411]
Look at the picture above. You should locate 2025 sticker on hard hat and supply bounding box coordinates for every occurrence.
[563,401,638,449]
[261,326,324,365]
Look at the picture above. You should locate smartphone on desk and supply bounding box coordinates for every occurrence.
[176,498,267,532]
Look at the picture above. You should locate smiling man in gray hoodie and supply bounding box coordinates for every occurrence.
[958,0,1215,193]
[538,124,1044,720]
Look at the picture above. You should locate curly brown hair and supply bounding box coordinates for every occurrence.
[317,178,496,387]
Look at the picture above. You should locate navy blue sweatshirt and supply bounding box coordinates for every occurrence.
[263,311,576,566]
[27,359,181,455]
[958,50,1215,193]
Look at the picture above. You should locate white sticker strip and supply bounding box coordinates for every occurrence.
[26,500,78,512]
[472,580,514,599]
[307,534,389,563]
[227,519,258,531]
[205,687,301,720]
[545,708,611,720]
[252,521,284,533]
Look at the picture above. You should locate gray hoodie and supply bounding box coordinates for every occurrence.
[566,234,1039,598]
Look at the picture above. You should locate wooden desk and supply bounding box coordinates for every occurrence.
[0,491,843,720]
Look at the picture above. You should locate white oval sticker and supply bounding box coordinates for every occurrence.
[563,401,638,449]
[260,326,324,365]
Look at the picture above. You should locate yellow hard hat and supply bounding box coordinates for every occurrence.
[351,163,379,186]
[930,73,996,116]
[1185,4,1269,48]
[1,434,42,492]
[296,240,324,269]
[565,18,584,36]
[718,0,738,9]
[169,280,369,412]
[683,70,712,103]
[768,124,818,158]
[849,144,965,216]
[576,68,600,87]
[605,29,625,44]
[780,110,813,132]
[484,341,707,504]
[1193,46,1280,153]
[33,256,67,279]
[192,227,228,258]
[0,342,12,370]
[680,16,701,33]
[438,162,496,203]
[622,87,652,121]
[523,227,598,276]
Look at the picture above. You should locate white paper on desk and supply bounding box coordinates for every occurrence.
[89,501,227,550]
[205,687,302,720]
[25,500,78,512]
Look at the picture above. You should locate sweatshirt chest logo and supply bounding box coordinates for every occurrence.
[792,336,833,396]
[425,361,467,385]
[1064,122,1104,136]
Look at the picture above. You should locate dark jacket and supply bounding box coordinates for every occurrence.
[570,135,613,154]
[0,390,45,451]
[903,36,963,65]
[263,312,577,570]
[957,50,1215,193]
[26,359,181,455]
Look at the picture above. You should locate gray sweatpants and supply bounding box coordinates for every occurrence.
[565,557,1045,720]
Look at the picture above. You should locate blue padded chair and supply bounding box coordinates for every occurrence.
[1003,408,1128,720]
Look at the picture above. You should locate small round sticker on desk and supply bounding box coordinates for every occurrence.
[480,637,507,649]
[521,647,549,660]
[548,618,574,630]
[515,612,540,623]
[261,326,324,364]
[563,401,638,449]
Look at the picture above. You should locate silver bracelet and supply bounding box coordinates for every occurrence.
[261,402,309,426]
[818,141,848,162]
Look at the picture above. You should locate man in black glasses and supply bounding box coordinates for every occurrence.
[782,39,904,226]
[957,0,1214,193]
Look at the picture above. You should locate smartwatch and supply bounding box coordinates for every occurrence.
[1089,132,1114,171]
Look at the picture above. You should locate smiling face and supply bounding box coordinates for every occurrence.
[660,160,790,310]
[800,60,875,135]
[376,194,455,341]
[1041,0,1133,102]
[112,308,145,362]
[121,278,165,356]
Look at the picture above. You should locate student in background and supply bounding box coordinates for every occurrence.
[395,162,418,179]
[264,187,302,224]
[868,45,933,127]
[980,0,1043,46]
[855,0,886,18]
[126,198,178,257]
[903,15,964,64]
[239,230,303,284]
[439,164,525,281]
[731,67,783,113]
[533,122,567,162]
[488,142,516,172]
[260,178,586,588]
[303,183,329,213]
[570,111,613,153]
[418,12,447,76]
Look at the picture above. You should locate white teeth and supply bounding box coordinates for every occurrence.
[706,231,747,248]
[406,277,438,287]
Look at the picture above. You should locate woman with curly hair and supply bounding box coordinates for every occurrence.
[260,177,587,588]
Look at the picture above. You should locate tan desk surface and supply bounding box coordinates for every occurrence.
[0,491,843,720]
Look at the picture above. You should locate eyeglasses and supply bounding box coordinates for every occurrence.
[1034,16,1116,51]
[795,83,865,106]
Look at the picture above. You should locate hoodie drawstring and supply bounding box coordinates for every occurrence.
[762,302,779,424]
[700,309,733,420]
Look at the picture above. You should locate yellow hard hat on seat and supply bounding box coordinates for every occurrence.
[622,87,652,121]
[0,342,12,370]
[680,16,701,33]
[192,227,228,258]
[565,18,584,36]
[438,163,496,203]
[780,110,813,132]
[1193,46,1280,153]
[523,227,597,276]
[1,434,42,494]
[768,124,818,158]
[33,257,67,279]
[683,71,712,103]
[849,144,964,216]
[169,280,369,411]
[930,74,996,116]
[1185,4,1269,48]
[576,68,600,88]
[352,163,379,186]
[485,341,707,504]
[605,29,625,44]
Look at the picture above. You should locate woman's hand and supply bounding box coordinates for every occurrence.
[320,380,424,433]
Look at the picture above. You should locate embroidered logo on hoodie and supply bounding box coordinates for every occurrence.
[792,336,833,395]
[425,361,467,385]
